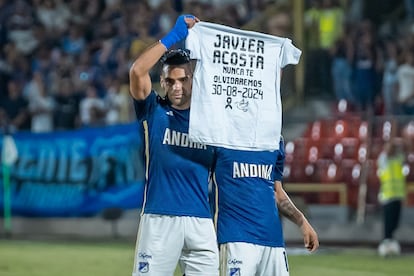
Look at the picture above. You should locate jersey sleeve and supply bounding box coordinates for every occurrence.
[133,90,158,121]
[186,24,202,60]
[280,38,302,68]
[273,137,286,181]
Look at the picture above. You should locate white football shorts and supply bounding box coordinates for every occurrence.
[132,214,219,276]
[220,242,289,276]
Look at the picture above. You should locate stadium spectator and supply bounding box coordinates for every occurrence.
[5,0,38,56]
[115,82,134,124]
[25,71,55,132]
[243,2,296,100]
[79,84,106,127]
[1,0,412,134]
[347,0,364,23]
[396,47,414,115]
[405,0,414,21]
[0,79,30,131]
[35,0,71,37]
[53,77,81,130]
[330,29,353,103]
[66,0,89,25]
[61,23,86,57]
[129,15,219,275]
[151,0,176,36]
[349,19,381,112]
[304,0,323,95]
[0,0,270,133]
[30,45,55,86]
[304,0,345,96]
[380,39,400,115]
[103,76,131,125]
[3,40,31,86]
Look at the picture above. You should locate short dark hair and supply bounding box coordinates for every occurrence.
[160,49,191,65]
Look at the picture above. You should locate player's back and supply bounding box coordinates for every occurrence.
[213,147,285,247]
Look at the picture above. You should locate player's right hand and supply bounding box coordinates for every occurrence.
[160,14,199,49]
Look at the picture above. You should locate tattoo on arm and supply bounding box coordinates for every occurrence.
[278,199,304,226]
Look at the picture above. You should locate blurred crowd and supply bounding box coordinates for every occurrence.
[304,0,414,116]
[0,0,283,133]
[1,0,414,133]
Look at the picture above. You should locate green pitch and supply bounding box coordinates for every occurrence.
[1,240,413,276]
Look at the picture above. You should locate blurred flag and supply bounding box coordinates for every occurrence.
[1,134,18,166]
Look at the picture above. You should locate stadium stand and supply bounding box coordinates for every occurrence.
[284,102,414,215]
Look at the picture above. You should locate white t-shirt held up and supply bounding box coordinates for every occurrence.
[186,22,301,150]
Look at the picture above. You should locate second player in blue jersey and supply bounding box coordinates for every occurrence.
[213,138,319,275]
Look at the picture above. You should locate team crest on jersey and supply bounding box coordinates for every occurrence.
[139,262,149,273]
[230,267,240,276]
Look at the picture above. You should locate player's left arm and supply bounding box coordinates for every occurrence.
[275,182,319,252]
[273,136,319,252]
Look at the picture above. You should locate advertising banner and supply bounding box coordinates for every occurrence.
[0,123,145,217]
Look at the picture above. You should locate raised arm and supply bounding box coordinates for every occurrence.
[275,181,319,252]
[129,43,166,100]
[129,15,198,100]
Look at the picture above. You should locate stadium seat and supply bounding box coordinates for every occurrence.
[317,138,337,159]
[340,137,360,160]
[307,145,319,163]
[340,159,361,208]
[315,159,341,204]
[317,119,347,141]
[365,160,380,186]
[285,138,311,163]
[405,161,414,206]
[365,159,381,206]
[357,143,368,163]
[332,119,351,140]
[284,162,316,183]
[318,138,360,164]
[372,118,399,142]
[407,193,414,206]
[401,120,414,147]
[315,159,342,183]
[406,163,414,206]
[369,138,385,160]
[307,120,324,140]
[306,119,339,141]
[335,99,350,115]
[404,162,414,182]
[358,120,369,141]
[284,140,295,163]
[339,159,360,184]
[404,120,414,136]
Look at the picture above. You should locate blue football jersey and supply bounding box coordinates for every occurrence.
[134,91,214,218]
[213,139,285,247]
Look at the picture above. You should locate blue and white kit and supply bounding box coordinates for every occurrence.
[132,91,218,276]
[134,91,214,218]
[213,140,285,247]
[213,138,289,276]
